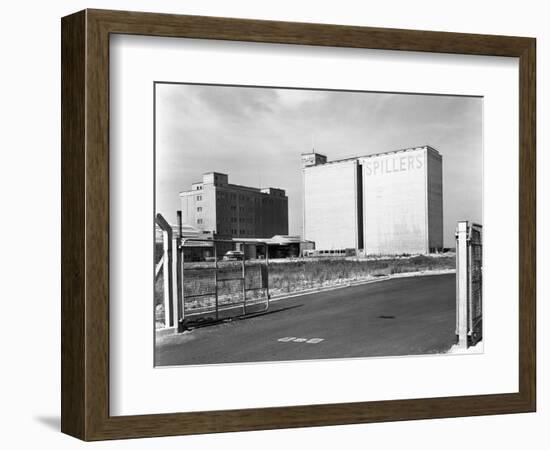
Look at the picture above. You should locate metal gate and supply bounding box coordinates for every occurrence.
[178,238,270,328]
[155,213,270,332]
[455,221,483,348]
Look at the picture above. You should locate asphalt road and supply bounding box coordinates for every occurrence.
[155,273,456,366]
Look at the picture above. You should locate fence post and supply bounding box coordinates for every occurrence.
[171,236,179,329]
[155,214,174,328]
[162,230,171,327]
[176,211,185,332]
[242,244,247,315]
[265,243,270,301]
[456,221,469,349]
[214,243,219,321]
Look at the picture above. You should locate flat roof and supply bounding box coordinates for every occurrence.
[306,145,440,167]
[180,183,287,196]
[301,151,327,157]
[236,235,313,245]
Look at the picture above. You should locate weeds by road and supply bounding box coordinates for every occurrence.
[155,254,455,327]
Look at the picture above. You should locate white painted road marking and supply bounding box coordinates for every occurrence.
[277,337,297,342]
[277,337,324,344]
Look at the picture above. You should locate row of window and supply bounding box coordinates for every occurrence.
[304,249,348,256]
[225,217,255,224]
[222,197,279,205]
[196,220,252,233]
[195,196,282,207]
[216,227,253,236]
[197,222,253,233]
[228,206,258,214]
[195,211,256,225]
[230,229,251,235]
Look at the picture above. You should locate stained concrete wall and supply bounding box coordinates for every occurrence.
[427,148,444,251]
[361,148,430,254]
[303,160,359,250]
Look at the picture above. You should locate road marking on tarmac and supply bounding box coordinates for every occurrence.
[277,337,296,342]
[277,337,324,344]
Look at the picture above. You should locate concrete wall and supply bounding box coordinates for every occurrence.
[302,147,443,255]
[361,148,429,254]
[303,160,359,250]
[427,148,444,251]
[180,183,217,232]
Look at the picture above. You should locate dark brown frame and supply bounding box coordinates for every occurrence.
[61,9,536,441]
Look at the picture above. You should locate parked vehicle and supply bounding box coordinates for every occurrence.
[223,250,244,261]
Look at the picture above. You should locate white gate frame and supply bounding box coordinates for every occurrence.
[155,213,175,328]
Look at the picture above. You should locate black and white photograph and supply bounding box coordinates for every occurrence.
[2,0,542,447]
[154,83,483,367]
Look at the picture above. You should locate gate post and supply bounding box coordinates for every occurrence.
[155,214,174,328]
[171,236,179,329]
[265,243,270,301]
[214,243,219,321]
[161,230,171,327]
[176,211,185,333]
[242,245,247,315]
[456,221,469,349]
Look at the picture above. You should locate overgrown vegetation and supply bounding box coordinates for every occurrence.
[267,255,455,294]
[155,254,455,326]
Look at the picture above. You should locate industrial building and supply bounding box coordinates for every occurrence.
[180,172,289,238]
[235,235,315,259]
[302,146,443,255]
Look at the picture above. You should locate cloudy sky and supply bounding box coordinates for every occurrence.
[155,83,482,247]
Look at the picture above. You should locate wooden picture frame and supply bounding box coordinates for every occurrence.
[61,9,536,441]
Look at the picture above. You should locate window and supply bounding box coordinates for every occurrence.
[196,195,202,201]
[197,207,202,212]
[197,219,203,224]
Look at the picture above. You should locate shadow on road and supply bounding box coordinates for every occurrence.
[237,304,304,320]
[185,303,304,330]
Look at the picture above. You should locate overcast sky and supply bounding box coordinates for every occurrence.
[155,83,482,247]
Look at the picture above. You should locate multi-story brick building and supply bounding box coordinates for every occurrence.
[180,172,288,238]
